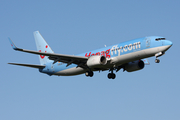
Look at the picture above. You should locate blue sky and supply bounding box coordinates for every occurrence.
[0,0,180,120]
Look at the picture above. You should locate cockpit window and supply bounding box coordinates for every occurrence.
[155,38,166,41]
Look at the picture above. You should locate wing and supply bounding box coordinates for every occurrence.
[9,38,88,67]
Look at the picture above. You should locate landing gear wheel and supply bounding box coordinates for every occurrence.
[89,71,94,77]
[85,71,94,77]
[107,73,116,79]
[112,73,116,79]
[108,73,112,79]
[155,59,160,63]
[85,72,89,77]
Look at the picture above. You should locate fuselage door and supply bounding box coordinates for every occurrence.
[51,63,55,72]
[145,38,151,48]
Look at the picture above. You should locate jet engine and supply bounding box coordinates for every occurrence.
[87,56,107,68]
[125,60,145,72]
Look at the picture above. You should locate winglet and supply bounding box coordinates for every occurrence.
[8,37,18,50]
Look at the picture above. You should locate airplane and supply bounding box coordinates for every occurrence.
[8,31,173,79]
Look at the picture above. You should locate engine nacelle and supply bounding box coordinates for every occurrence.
[125,60,145,72]
[87,56,107,68]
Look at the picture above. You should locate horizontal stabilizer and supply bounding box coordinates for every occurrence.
[8,63,46,68]
[8,38,18,50]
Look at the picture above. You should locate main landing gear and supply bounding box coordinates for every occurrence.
[85,69,116,79]
[85,67,118,79]
[108,69,116,79]
[85,71,94,77]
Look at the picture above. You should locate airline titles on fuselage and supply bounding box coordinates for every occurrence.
[85,41,141,58]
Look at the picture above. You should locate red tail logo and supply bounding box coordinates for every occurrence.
[39,45,48,59]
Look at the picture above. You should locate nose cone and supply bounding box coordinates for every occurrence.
[166,40,173,46]
[163,40,172,51]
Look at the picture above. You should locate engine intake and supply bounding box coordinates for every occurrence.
[125,60,145,72]
[87,56,107,68]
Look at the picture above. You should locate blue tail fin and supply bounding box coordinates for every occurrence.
[34,31,54,65]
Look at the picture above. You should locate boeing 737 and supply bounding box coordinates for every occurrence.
[8,31,172,79]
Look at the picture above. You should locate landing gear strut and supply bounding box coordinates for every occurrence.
[85,71,94,77]
[155,52,164,63]
[108,69,116,79]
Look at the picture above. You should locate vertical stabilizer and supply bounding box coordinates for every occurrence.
[34,31,54,65]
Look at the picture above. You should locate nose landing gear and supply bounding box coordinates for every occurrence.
[155,52,164,63]
[155,58,160,63]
